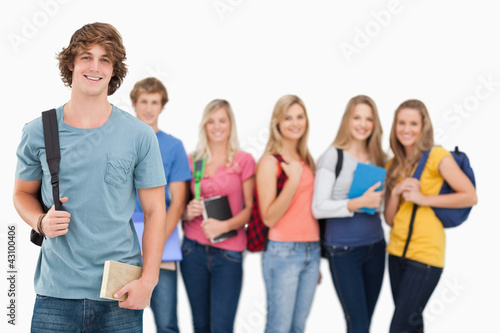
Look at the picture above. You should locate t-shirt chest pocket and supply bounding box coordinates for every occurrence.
[105,153,135,187]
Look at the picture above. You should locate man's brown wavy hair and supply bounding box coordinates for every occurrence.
[57,22,127,96]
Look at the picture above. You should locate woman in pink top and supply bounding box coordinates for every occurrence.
[180,99,255,333]
[256,95,320,333]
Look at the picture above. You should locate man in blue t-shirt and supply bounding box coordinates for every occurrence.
[130,77,192,333]
[13,23,167,332]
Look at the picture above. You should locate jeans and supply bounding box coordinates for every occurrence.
[31,295,143,332]
[388,255,443,333]
[326,239,386,333]
[262,240,321,333]
[180,237,243,333]
[150,268,179,333]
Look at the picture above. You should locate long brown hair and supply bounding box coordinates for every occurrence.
[264,95,315,170]
[332,95,386,167]
[386,99,434,191]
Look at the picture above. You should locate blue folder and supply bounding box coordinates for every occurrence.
[347,163,386,215]
[132,212,182,262]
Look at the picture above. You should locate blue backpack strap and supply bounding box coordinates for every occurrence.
[412,150,430,180]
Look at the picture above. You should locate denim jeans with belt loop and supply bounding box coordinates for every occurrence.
[31,295,143,332]
[388,254,443,333]
[325,239,386,333]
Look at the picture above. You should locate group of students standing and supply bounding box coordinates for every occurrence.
[131,78,478,333]
[13,22,477,333]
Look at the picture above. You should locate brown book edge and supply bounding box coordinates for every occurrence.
[160,261,176,271]
[99,260,142,302]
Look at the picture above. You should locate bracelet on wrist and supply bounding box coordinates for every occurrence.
[37,213,46,236]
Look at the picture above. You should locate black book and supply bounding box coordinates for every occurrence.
[202,195,237,243]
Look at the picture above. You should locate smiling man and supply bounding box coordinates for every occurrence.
[13,23,167,332]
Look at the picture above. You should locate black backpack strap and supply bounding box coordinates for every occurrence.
[42,109,62,211]
[400,150,430,260]
[401,204,418,260]
[335,148,343,178]
[318,148,344,258]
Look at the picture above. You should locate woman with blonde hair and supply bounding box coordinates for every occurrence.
[312,95,386,333]
[257,94,320,333]
[181,99,255,332]
[385,99,477,332]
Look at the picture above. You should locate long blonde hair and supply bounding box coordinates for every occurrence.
[264,95,315,170]
[193,99,240,164]
[332,95,386,167]
[386,99,434,191]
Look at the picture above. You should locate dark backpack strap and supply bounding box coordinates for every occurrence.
[401,150,430,260]
[272,154,288,195]
[401,204,418,260]
[42,109,62,211]
[319,148,344,258]
[335,148,343,178]
[259,154,289,251]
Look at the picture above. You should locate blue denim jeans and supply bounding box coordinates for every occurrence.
[326,239,386,333]
[150,267,179,333]
[262,240,321,333]
[388,255,443,333]
[179,237,243,333]
[31,295,143,332]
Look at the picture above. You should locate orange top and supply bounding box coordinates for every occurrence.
[268,162,319,242]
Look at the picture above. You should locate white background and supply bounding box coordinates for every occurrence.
[1,0,498,332]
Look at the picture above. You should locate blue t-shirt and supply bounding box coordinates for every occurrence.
[15,105,166,300]
[134,131,192,213]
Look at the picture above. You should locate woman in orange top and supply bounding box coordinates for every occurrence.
[384,99,477,333]
[256,95,320,333]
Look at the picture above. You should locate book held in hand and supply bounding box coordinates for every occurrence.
[347,162,387,215]
[100,260,142,302]
[202,195,237,243]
